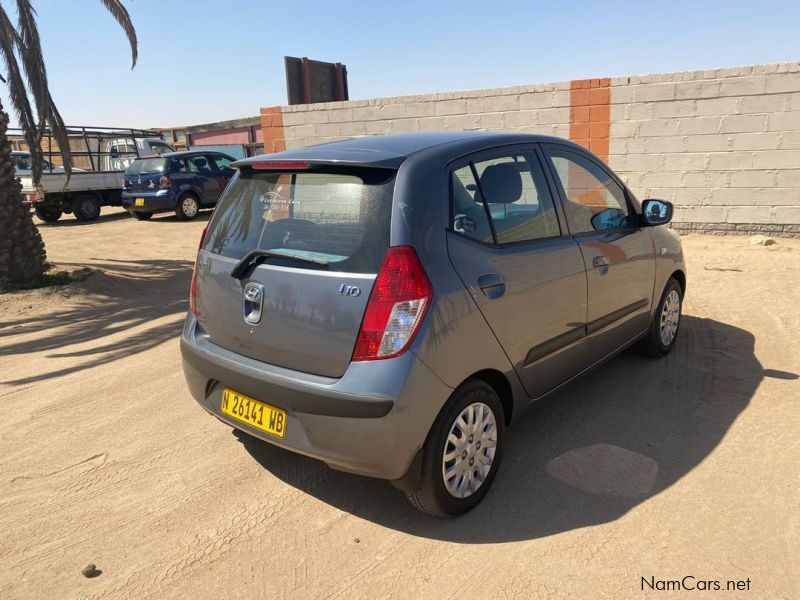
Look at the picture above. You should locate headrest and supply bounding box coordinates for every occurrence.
[480,163,522,204]
[194,157,207,167]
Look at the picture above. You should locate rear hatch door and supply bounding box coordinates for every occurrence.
[195,166,396,378]
[124,157,168,192]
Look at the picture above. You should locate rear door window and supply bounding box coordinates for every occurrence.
[187,155,213,174]
[448,150,561,245]
[208,155,235,171]
[169,157,188,172]
[473,153,561,243]
[203,167,396,274]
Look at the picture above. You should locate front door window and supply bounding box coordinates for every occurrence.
[548,149,630,233]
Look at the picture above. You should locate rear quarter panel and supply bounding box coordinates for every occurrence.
[171,174,204,204]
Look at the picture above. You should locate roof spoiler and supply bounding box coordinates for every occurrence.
[233,151,405,171]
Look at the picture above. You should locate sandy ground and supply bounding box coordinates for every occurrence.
[0,207,798,599]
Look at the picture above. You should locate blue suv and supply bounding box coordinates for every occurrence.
[122,151,236,220]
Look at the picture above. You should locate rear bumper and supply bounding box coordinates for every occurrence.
[121,190,174,211]
[180,316,453,480]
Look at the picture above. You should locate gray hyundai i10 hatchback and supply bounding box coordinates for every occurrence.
[181,131,685,516]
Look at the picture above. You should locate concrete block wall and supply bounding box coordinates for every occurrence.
[610,63,800,237]
[276,82,573,147]
[260,61,800,237]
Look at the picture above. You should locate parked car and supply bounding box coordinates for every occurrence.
[122,151,236,220]
[13,151,62,175]
[180,132,686,517]
[13,151,90,178]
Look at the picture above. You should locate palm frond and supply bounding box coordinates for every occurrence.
[98,0,138,68]
[0,4,42,182]
[15,0,48,140]
[1,0,137,185]
[45,94,72,176]
[16,0,72,178]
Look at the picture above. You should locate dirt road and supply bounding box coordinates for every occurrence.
[1,208,798,599]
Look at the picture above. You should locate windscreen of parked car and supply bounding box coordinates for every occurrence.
[203,167,396,274]
[126,158,169,175]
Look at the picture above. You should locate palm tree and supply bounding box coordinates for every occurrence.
[0,0,137,288]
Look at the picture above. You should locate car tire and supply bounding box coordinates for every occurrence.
[131,211,153,221]
[176,194,200,221]
[72,194,101,222]
[639,277,683,358]
[34,206,63,222]
[405,378,505,517]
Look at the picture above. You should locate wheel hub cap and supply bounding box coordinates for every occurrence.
[659,289,681,346]
[442,402,498,499]
[183,198,198,217]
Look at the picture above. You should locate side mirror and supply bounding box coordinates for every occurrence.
[642,199,673,226]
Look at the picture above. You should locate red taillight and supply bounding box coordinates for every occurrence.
[159,175,171,189]
[352,246,433,361]
[189,227,207,317]
[251,160,308,170]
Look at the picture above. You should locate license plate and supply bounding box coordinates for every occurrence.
[135,198,145,207]
[221,388,286,438]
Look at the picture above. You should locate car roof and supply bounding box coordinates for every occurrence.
[233,131,586,169]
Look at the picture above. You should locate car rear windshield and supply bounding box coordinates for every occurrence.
[203,167,396,274]
[126,158,168,175]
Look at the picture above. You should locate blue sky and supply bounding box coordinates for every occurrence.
[2,0,799,128]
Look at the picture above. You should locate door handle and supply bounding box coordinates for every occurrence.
[477,273,505,299]
[592,256,609,274]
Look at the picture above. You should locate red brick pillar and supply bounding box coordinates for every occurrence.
[569,78,610,162]
[259,107,286,154]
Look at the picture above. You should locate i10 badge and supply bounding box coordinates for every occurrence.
[338,284,362,297]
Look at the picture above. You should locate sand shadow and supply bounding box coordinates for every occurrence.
[0,259,192,385]
[236,316,763,542]
[34,209,212,227]
[34,210,132,227]
[145,211,213,223]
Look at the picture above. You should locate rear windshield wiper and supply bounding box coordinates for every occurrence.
[230,249,329,279]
